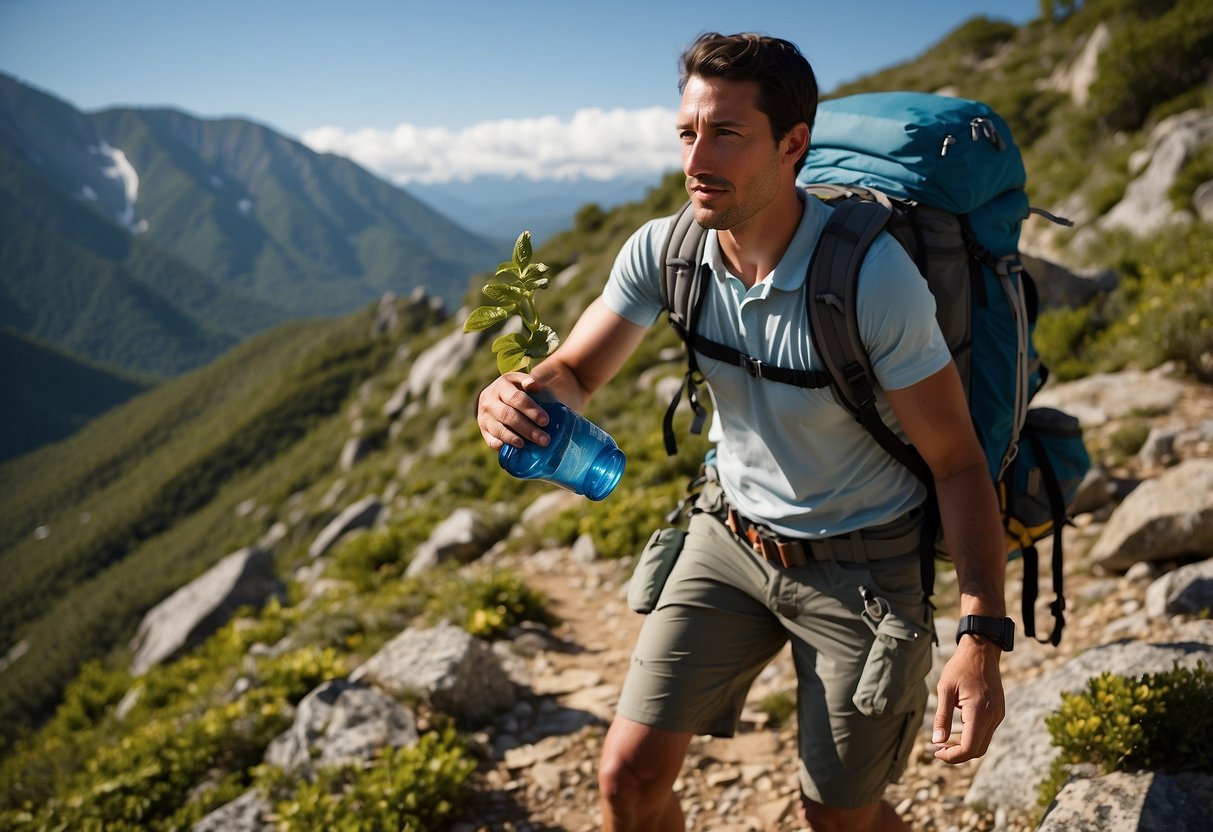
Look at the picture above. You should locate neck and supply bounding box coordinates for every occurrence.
[718,188,804,287]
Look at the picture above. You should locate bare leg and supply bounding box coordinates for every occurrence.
[801,795,910,832]
[598,716,693,831]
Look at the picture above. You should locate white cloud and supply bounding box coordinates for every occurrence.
[301,106,681,185]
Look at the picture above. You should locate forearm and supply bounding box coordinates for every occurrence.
[934,461,1006,617]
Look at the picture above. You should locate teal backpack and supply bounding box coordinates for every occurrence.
[661,92,1091,646]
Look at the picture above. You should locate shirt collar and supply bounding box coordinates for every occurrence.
[702,192,826,292]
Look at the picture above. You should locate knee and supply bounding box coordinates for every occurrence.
[597,744,641,805]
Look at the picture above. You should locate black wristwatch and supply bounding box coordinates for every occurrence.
[956,615,1015,652]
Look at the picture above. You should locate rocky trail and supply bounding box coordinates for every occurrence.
[448,369,1213,832]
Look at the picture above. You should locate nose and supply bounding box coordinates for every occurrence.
[683,133,712,178]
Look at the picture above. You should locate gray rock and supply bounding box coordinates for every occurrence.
[339,436,369,472]
[1032,369,1185,429]
[405,323,482,410]
[1090,460,1213,571]
[351,622,516,723]
[1195,180,1213,224]
[1022,254,1117,312]
[1145,558,1213,619]
[372,292,399,336]
[1100,110,1213,237]
[1070,464,1113,517]
[405,506,494,577]
[308,495,382,559]
[191,788,273,832]
[264,679,418,774]
[129,547,278,675]
[1039,771,1213,832]
[966,626,1213,813]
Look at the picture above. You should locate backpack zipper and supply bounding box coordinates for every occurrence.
[970,117,1006,150]
[940,135,956,157]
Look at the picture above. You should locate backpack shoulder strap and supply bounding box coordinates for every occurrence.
[807,195,932,486]
[660,202,710,455]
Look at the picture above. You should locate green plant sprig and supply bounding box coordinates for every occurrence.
[463,231,559,374]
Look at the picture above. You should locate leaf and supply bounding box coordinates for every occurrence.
[491,332,526,353]
[482,283,526,306]
[495,345,529,374]
[512,231,532,268]
[463,305,509,332]
[526,324,560,358]
[495,261,521,278]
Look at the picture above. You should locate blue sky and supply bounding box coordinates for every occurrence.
[0,0,1039,185]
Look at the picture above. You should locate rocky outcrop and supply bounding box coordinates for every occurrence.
[129,546,278,675]
[405,506,499,577]
[351,622,516,723]
[263,679,419,774]
[1032,367,1186,428]
[1098,110,1213,237]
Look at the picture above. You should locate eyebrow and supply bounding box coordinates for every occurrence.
[675,117,748,131]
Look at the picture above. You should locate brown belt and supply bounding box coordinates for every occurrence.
[725,506,923,568]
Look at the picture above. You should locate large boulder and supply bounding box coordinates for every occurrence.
[351,622,516,723]
[965,624,1213,814]
[1089,460,1213,571]
[1031,369,1185,429]
[129,546,278,676]
[1039,771,1213,832]
[263,679,418,774]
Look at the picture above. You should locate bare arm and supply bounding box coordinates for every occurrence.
[477,297,648,450]
[885,361,1007,765]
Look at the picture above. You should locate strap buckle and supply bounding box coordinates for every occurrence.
[739,354,765,379]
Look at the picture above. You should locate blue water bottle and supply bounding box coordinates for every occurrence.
[498,392,625,500]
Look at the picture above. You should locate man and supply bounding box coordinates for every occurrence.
[477,32,1008,832]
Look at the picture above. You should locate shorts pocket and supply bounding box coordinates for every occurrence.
[627,527,688,614]
[852,591,932,717]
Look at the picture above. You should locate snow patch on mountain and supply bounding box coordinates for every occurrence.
[89,142,148,233]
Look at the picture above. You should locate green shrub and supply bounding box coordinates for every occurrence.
[267,729,476,832]
[423,568,558,639]
[1038,662,1213,810]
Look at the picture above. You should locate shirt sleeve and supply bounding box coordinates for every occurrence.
[600,215,674,328]
[857,232,952,391]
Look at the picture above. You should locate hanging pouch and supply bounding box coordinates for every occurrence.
[627,527,688,614]
[852,588,933,717]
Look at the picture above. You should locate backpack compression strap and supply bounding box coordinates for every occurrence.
[660,201,831,455]
[1019,429,1068,646]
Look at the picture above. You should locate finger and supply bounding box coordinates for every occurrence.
[932,686,957,747]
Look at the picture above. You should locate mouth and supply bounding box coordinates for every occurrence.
[687,178,731,201]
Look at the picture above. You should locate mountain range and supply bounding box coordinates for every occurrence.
[0,73,505,374]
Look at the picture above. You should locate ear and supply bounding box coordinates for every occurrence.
[782,123,810,168]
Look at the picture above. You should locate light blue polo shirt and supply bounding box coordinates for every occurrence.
[602,193,951,538]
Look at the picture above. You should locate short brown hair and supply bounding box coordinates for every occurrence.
[679,32,818,172]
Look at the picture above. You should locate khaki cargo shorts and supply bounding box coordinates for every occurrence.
[616,508,933,809]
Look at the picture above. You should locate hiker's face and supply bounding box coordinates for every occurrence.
[678,75,786,231]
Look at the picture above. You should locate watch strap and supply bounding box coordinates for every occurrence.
[956,614,1015,651]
